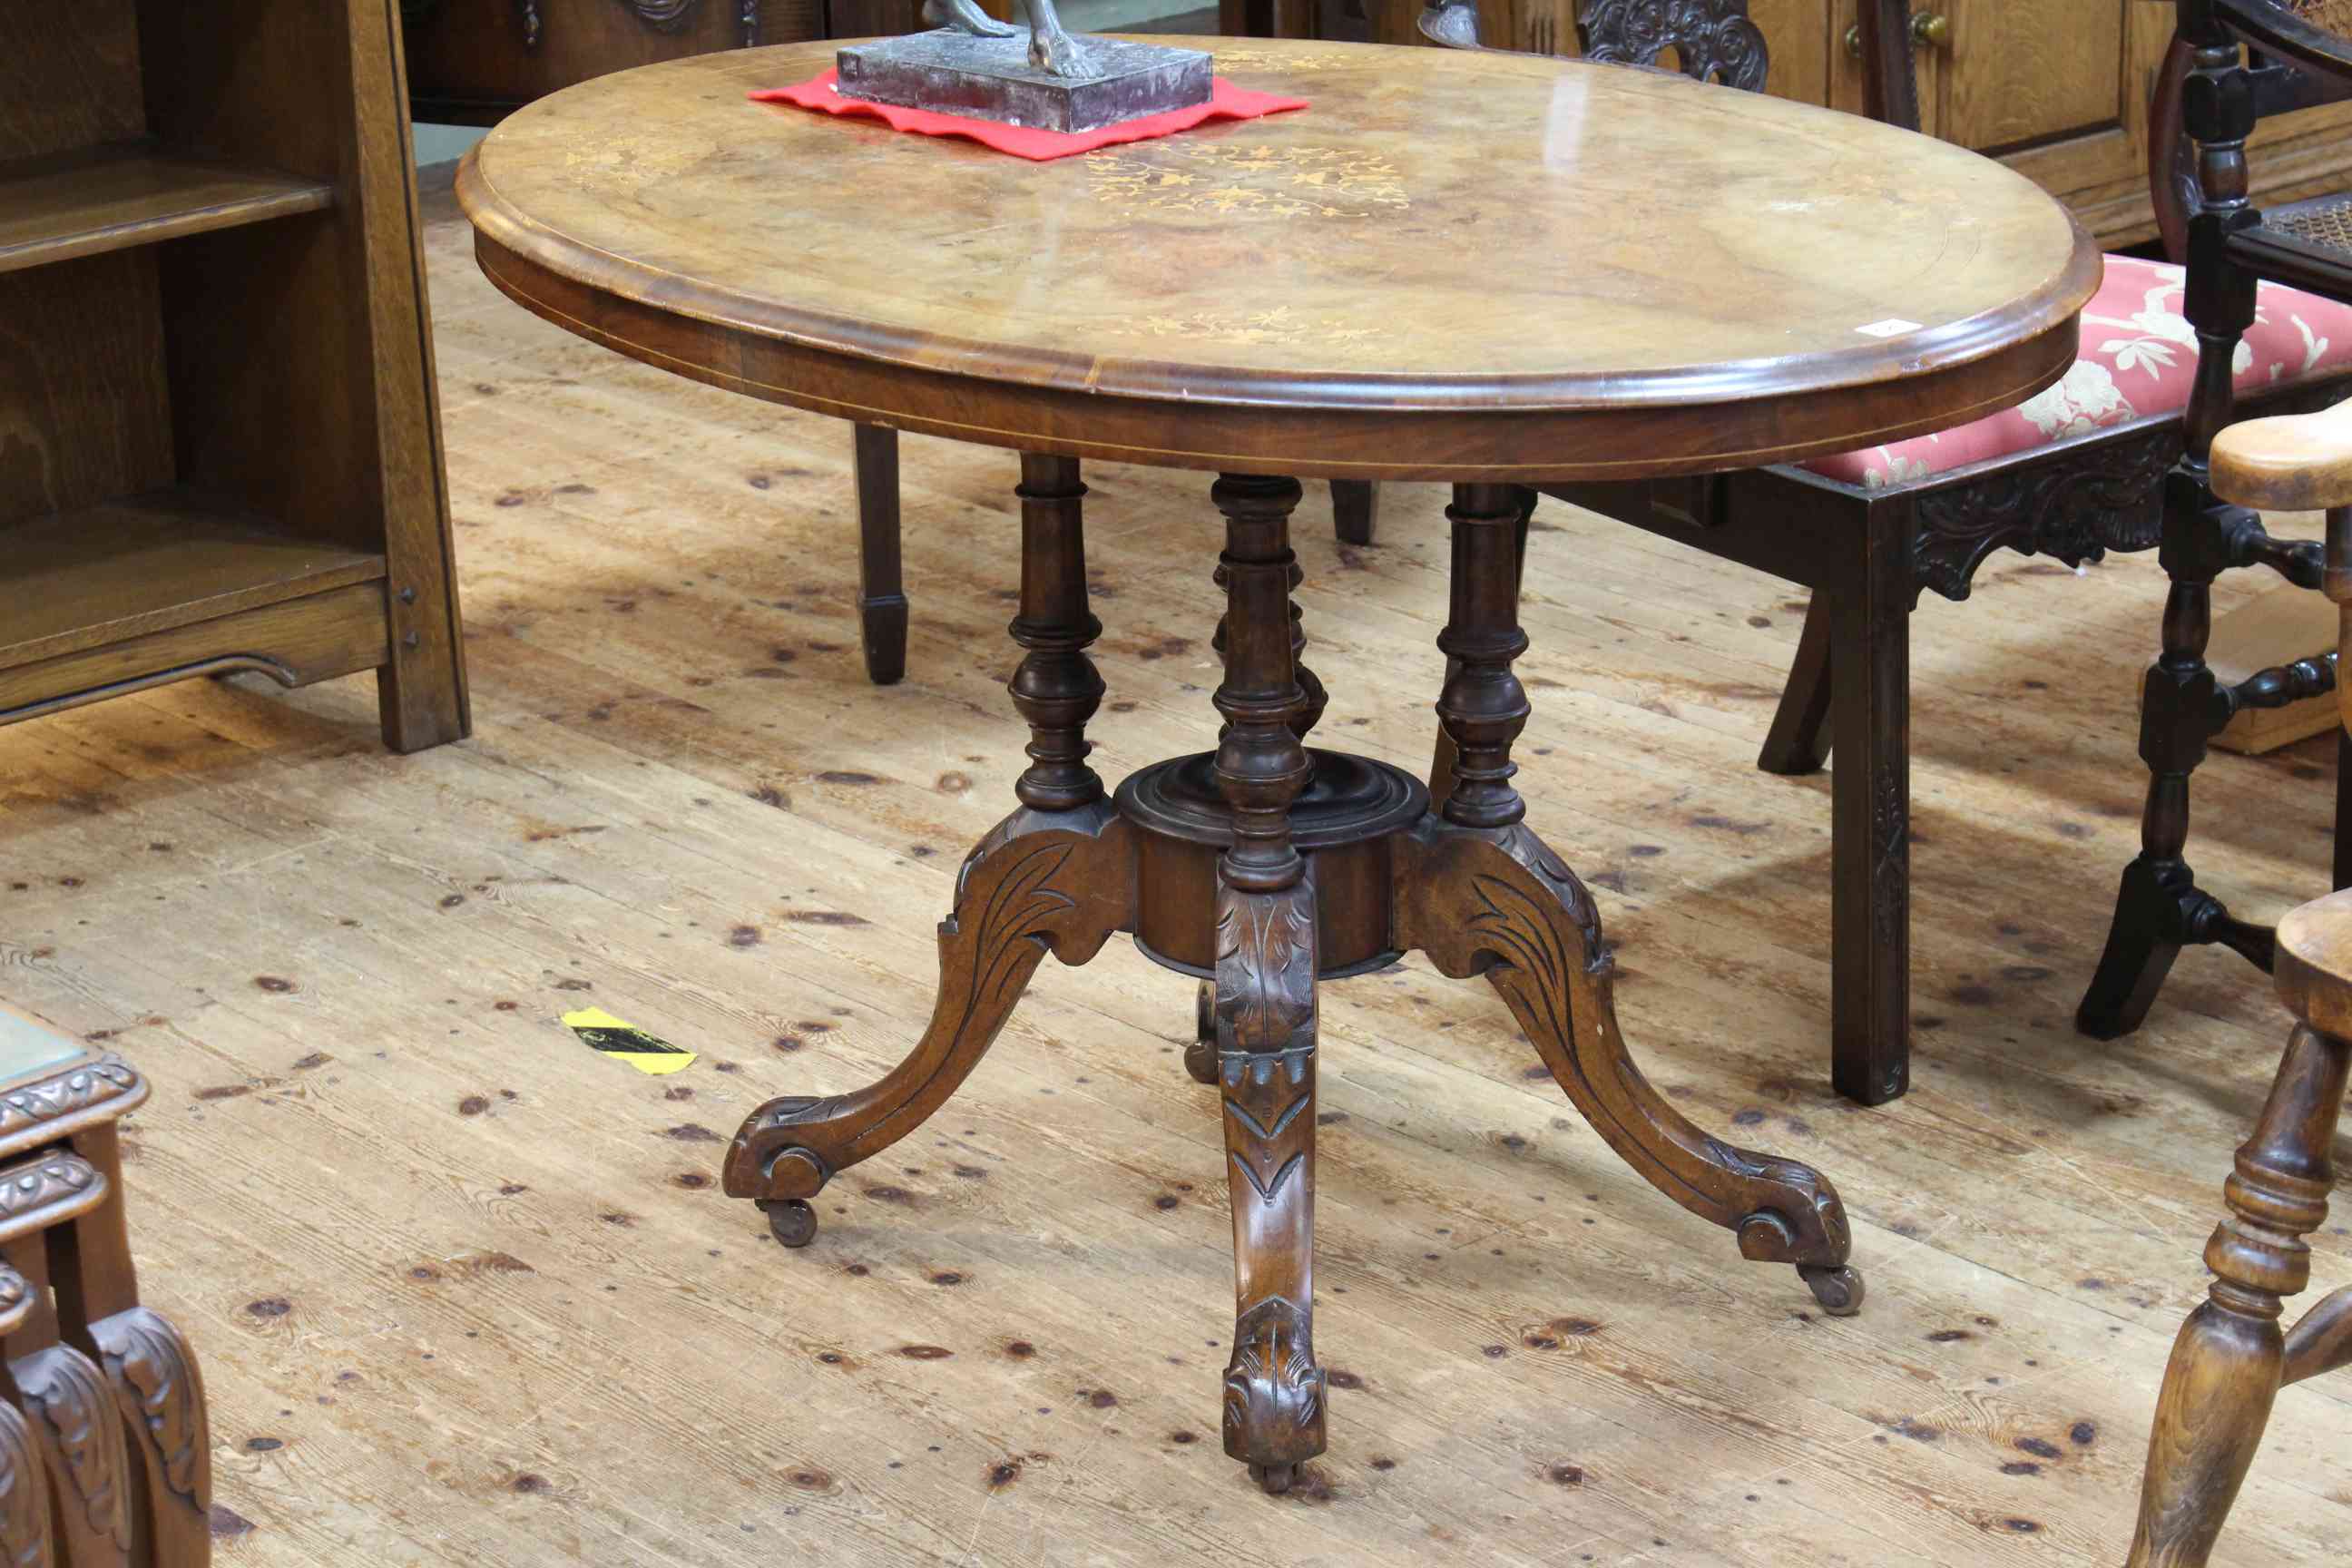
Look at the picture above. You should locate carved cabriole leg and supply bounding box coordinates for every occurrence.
[723,455,1135,1243]
[3,1240,132,1568]
[1207,474,1327,1493]
[48,1124,211,1564]
[2125,1022,2347,1567]
[1398,484,1861,1313]
[853,425,907,686]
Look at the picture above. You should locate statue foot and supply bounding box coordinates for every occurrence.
[923,0,1018,37]
[1029,24,1089,76]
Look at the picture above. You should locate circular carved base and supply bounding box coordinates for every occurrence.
[1114,750,1428,978]
[1117,748,1425,849]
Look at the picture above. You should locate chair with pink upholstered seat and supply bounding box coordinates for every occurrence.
[1413,0,2352,1105]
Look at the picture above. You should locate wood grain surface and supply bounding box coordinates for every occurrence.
[456,37,2100,480]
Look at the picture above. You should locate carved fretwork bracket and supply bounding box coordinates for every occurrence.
[1909,426,2177,605]
[1580,0,1769,91]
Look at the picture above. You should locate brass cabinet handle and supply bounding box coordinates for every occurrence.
[1845,13,1952,57]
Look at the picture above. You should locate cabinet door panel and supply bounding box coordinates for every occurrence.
[1944,0,2126,154]
[1749,0,1831,108]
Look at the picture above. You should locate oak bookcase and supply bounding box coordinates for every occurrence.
[1,0,468,752]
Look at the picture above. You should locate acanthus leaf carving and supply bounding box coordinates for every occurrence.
[93,1308,211,1512]
[15,1347,131,1548]
[1908,425,2176,605]
[1222,1297,1325,1459]
[0,1407,47,1568]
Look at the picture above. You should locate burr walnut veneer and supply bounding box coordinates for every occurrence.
[457,38,2097,1492]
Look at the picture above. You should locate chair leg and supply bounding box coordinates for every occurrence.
[2077,567,2217,1040]
[2126,1018,2348,1567]
[2334,729,2352,893]
[1330,480,1378,546]
[1759,593,1834,775]
[853,424,908,686]
[1828,532,1910,1105]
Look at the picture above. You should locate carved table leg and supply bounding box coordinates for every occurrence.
[3,1240,132,1568]
[1188,551,1328,1090]
[49,1122,211,1567]
[1208,474,1328,1492]
[2126,1019,2347,1566]
[0,1396,51,1568]
[724,455,1135,1243]
[1397,485,1861,1314]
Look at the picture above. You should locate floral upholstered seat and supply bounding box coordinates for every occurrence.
[1806,255,2352,487]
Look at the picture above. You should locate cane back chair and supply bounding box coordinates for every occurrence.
[2122,397,2352,1567]
[1413,0,2352,1103]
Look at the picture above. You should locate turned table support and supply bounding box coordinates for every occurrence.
[1205,475,1328,1492]
[725,469,1865,1489]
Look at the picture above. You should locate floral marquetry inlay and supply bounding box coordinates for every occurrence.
[1084,142,1408,220]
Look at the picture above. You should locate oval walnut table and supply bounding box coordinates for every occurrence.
[457,36,2100,1494]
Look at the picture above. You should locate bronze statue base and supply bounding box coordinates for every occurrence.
[835,29,1211,132]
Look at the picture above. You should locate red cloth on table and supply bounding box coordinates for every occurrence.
[749,68,1307,162]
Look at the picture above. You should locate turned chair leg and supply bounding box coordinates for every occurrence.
[2127,397,2352,1566]
[2125,1002,2347,1566]
[853,424,908,686]
[2335,729,2352,892]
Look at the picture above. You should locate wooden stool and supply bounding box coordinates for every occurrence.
[0,1009,211,1567]
[2125,403,2352,1563]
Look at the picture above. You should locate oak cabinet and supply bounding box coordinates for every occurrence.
[1465,0,2352,249]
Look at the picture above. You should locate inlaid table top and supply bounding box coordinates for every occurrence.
[457,37,2100,483]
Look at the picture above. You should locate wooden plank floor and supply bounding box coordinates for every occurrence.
[4,191,2348,1567]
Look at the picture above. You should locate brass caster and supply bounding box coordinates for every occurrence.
[1185,979,1218,1085]
[1250,1462,1295,1494]
[761,1198,818,1249]
[1799,1263,1864,1317]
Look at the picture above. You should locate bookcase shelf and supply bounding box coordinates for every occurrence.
[0,0,469,753]
[0,491,385,671]
[0,145,335,276]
